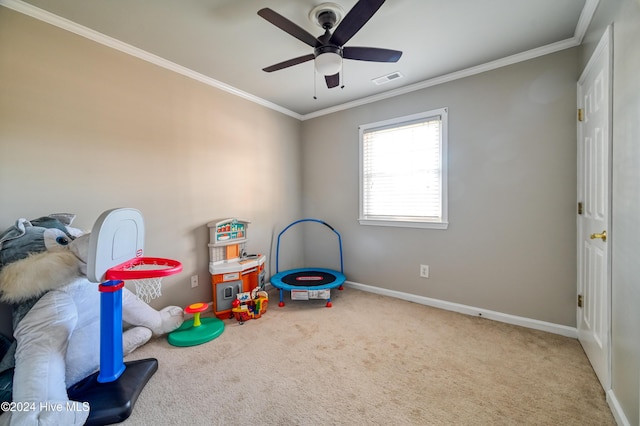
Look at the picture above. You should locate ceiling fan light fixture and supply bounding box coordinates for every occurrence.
[258,2,402,89]
[315,52,342,75]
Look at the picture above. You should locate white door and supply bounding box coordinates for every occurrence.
[577,26,611,391]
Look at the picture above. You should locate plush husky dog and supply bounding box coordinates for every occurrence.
[0,214,183,425]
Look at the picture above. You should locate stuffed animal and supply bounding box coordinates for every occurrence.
[0,214,184,425]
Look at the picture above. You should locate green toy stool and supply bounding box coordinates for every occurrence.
[168,302,224,347]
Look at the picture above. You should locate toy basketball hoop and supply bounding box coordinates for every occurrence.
[86,208,183,302]
[106,257,182,303]
[71,208,184,425]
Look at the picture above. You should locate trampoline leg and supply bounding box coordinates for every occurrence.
[279,289,285,307]
[326,298,332,308]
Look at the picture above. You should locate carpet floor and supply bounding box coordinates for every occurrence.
[121,286,615,425]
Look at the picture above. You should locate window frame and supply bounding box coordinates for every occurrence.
[358,108,449,230]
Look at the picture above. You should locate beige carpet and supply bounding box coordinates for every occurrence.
[122,287,615,425]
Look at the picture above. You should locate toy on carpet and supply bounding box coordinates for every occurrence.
[271,218,345,308]
[167,302,224,347]
[231,288,268,323]
[0,213,184,425]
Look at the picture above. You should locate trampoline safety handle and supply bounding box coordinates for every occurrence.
[275,218,343,274]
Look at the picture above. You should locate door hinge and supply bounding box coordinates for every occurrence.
[578,294,583,308]
[578,201,583,215]
[578,108,584,122]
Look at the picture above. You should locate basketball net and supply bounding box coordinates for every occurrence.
[124,263,167,303]
[129,276,163,303]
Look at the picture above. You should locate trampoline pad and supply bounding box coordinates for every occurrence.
[281,270,337,286]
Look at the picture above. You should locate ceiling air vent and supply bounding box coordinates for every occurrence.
[372,71,403,85]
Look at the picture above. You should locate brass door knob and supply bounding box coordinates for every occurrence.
[590,230,607,242]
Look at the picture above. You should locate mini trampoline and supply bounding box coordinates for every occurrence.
[271,219,345,308]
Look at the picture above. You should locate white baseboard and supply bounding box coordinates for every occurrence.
[607,389,631,426]
[344,281,578,338]
[266,280,636,422]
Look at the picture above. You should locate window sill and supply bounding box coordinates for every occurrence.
[358,218,449,230]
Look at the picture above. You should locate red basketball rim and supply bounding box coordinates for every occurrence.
[105,257,182,280]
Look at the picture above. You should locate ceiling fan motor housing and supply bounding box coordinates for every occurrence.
[309,3,344,29]
[315,44,342,58]
[317,10,337,29]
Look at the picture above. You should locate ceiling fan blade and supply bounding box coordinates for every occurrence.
[325,73,340,88]
[329,0,386,47]
[258,8,320,48]
[343,46,402,62]
[263,54,315,72]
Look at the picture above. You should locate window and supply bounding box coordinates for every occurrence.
[359,108,448,229]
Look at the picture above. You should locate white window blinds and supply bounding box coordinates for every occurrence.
[359,108,448,229]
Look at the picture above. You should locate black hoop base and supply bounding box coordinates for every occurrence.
[67,358,158,425]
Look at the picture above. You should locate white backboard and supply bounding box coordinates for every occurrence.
[86,208,145,283]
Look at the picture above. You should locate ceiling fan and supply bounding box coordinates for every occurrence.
[258,0,402,89]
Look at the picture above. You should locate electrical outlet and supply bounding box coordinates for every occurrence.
[420,264,429,278]
[190,275,198,288]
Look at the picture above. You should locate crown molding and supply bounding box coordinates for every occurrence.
[301,37,580,120]
[302,0,599,120]
[574,0,600,43]
[0,0,303,120]
[2,0,598,122]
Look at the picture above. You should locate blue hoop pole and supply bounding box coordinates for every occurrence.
[97,280,126,383]
[275,218,343,274]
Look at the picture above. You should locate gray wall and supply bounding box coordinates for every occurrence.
[301,48,579,327]
[580,0,640,424]
[0,8,303,330]
[3,2,638,422]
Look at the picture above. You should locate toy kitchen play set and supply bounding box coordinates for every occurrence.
[208,219,266,319]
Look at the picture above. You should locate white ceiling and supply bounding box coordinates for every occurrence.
[6,0,595,119]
